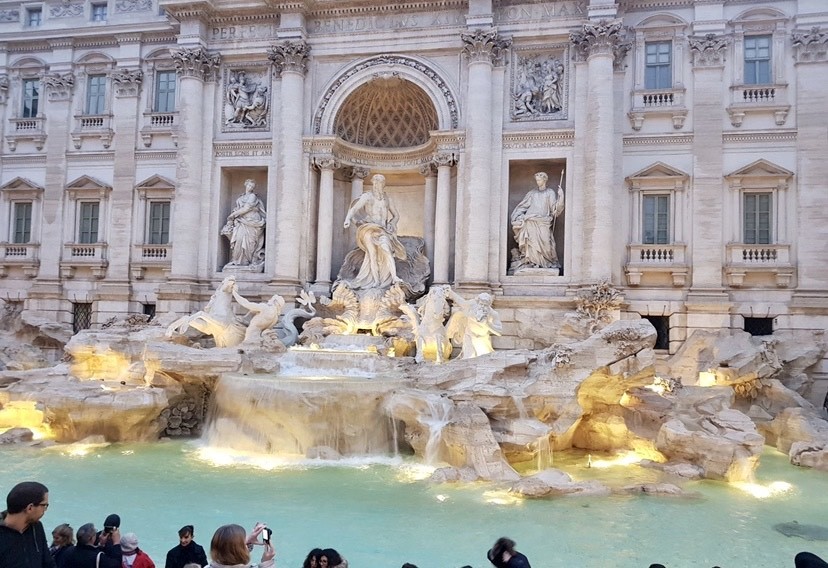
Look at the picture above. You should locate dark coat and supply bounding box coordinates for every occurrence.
[165,542,208,568]
[0,520,56,568]
[63,543,122,568]
[51,545,76,568]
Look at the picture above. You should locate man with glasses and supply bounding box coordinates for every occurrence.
[0,481,55,568]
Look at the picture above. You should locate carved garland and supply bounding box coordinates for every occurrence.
[313,55,459,134]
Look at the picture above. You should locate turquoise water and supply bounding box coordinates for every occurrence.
[2,441,828,568]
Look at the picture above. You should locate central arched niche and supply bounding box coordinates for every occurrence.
[333,76,438,149]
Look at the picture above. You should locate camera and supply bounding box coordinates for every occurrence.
[262,527,272,543]
[104,526,115,535]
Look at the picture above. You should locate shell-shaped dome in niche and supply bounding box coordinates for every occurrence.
[334,76,438,149]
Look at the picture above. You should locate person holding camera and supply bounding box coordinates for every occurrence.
[64,523,121,568]
[207,523,274,568]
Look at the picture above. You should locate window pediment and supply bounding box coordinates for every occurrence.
[135,174,175,199]
[636,13,688,31]
[66,175,111,198]
[0,176,44,199]
[726,159,793,189]
[626,162,689,190]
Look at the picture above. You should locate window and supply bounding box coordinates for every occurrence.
[86,75,106,115]
[743,192,771,244]
[643,316,670,350]
[154,71,176,112]
[645,41,672,89]
[22,78,39,118]
[13,202,33,244]
[744,35,771,85]
[72,302,92,333]
[91,3,107,21]
[744,317,773,337]
[78,202,100,244]
[148,201,170,244]
[26,7,42,27]
[142,303,156,321]
[643,194,670,244]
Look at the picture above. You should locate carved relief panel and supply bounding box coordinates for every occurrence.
[222,67,272,133]
[510,47,569,122]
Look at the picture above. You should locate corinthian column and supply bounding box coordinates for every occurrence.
[420,163,437,269]
[314,156,340,286]
[570,20,626,282]
[458,28,511,289]
[268,40,311,287]
[168,47,220,282]
[433,152,456,284]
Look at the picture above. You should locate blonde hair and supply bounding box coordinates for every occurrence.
[51,523,74,547]
[210,524,250,566]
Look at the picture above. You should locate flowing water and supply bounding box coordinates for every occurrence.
[2,441,828,568]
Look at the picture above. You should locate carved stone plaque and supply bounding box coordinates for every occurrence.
[510,47,569,122]
[222,67,272,133]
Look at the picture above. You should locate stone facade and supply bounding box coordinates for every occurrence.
[0,0,826,396]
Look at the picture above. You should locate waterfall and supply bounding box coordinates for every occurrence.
[534,434,554,470]
[385,391,455,466]
[422,395,454,465]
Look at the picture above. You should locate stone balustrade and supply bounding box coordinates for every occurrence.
[725,243,794,287]
[60,242,108,279]
[625,243,688,287]
[628,87,687,130]
[727,84,790,127]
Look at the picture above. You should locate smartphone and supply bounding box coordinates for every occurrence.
[262,527,272,543]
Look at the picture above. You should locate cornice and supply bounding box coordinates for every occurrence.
[620,0,692,11]
[66,151,116,162]
[502,130,575,149]
[722,130,796,144]
[136,150,178,160]
[1,154,48,166]
[623,134,693,146]
[302,0,466,17]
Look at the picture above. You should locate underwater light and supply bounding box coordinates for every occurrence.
[483,490,524,506]
[395,463,436,483]
[733,480,794,499]
[698,371,717,387]
[589,451,643,469]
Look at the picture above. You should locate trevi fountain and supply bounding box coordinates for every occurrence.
[2,176,828,567]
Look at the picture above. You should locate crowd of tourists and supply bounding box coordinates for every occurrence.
[2,481,827,568]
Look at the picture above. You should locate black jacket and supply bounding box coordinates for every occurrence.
[0,520,56,568]
[165,542,208,568]
[63,543,122,568]
[51,545,76,568]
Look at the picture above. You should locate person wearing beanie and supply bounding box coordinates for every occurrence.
[97,516,121,548]
[121,533,155,568]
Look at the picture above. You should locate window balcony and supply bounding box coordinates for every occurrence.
[60,242,108,279]
[71,114,114,149]
[726,84,790,127]
[140,112,179,148]
[130,244,171,279]
[0,242,40,278]
[725,243,794,287]
[628,88,688,131]
[625,243,688,287]
[6,117,46,151]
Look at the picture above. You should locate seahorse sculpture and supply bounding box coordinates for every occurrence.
[272,290,317,347]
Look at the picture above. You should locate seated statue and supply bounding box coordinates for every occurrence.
[232,284,285,344]
[343,174,406,290]
[165,276,245,347]
[445,290,502,359]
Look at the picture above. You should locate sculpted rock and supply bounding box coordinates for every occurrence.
[511,468,611,498]
[429,466,478,483]
[0,427,34,444]
[620,483,692,497]
[760,407,828,455]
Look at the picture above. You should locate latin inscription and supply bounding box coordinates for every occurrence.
[211,23,279,41]
[495,2,585,22]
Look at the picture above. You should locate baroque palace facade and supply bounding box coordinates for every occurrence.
[0,0,826,379]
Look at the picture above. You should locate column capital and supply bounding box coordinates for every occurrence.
[41,72,75,102]
[268,40,311,77]
[419,163,436,177]
[0,74,8,105]
[792,26,828,63]
[432,152,457,168]
[570,20,630,69]
[461,28,512,65]
[111,68,143,97]
[313,155,340,171]
[688,33,729,68]
[171,46,222,81]
[348,166,371,180]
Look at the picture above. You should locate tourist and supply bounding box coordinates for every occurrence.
[121,533,155,568]
[50,523,76,568]
[0,481,54,568]
[207,523,274,568]
[796,552,828,568]
[97,514,121,548]
[486,537,531,568]
[318,549,346,568]
[64,523,122,568]
[165,525,208,568]
[302,549,323,568]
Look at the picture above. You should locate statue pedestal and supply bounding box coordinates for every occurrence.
[316,334,389,354]
[512,267,561,277]
[222,263,264,274]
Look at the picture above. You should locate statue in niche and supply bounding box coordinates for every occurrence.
[231,283,285,344]
[221,179,266,272]
[165,276,245,347]
[512,55,565,119]
[225,70,269,128]
[509,172,565,275]
[343,174,407,289]
[399,285,453,364]
[445,290,502,359]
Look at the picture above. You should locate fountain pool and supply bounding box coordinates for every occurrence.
[2,442,827,568]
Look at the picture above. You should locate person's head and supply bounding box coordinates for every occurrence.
[103,514,120,534]
[534,172,548,188]
[371,174,386,193]
[76,523,97,546]
[178,525,194,546]
[488,537,516,564]
[121,533,139,555]
[244,179,256,192]
[268,294,285,308]
[210,524,249,566]
[303,548,323,568]
[5,481,49,522]
[402,564,419,568]
[320,549,343,568]
[51,523,74,547]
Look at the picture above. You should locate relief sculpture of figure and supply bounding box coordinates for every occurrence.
[510,172,565,274]
[343,173,406,289]
[231,282,285,344]
[221,179,266,272]
[445,290,502,359]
